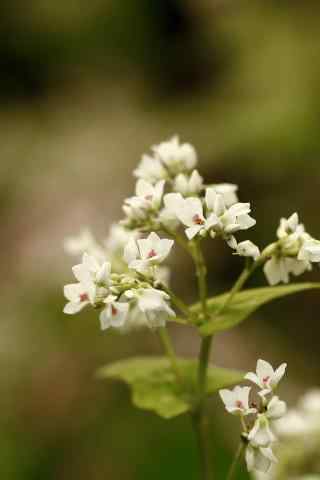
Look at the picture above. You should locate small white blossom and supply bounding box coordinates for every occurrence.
[63,282,96,314]
[219,386,256,416]
[245,444,277,474]
[124,232,174,275]
[99,295,129,330]
[248,414,276,447]
[245,359,287,396]
[63,253,111,315]
[133,154,167,183]
[264,256,311,286]
[211,183,239,207]
[172,196,218,240]
[266,396,287,420]
[159,192,185,229]
[125,287,175,327]
[236,240,260,261]
[123,179,165,221]
[298,238,320,263]
[205,187,256,237]
[173,170,203,196]
[152,136,197,175]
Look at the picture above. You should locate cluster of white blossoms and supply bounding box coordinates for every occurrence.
[220,360,287,475]
[63,136,320,330]
[64,231,175,331]
[264,213,320,286]
[252,389,320,480]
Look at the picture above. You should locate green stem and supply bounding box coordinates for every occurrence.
[190,241,213,480]
[226,442,245,480]
[191,410,212,480]
[158,326,182,382]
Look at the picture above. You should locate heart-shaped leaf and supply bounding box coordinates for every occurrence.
[97,356,244,419]
[192,283,320,336]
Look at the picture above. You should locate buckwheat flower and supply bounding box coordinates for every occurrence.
[173,170,203,196]
[63,253,111,314]
[99,295,129,330]
[236,240,260,261]
[245,445,277,473]
[211,183,239,207]
[123,179,165,221]
[219,386,256,416]
[248,414,276,447]
[159,192,184,229]
[125,288,175,327]
[205,188,256,237]
[263,256,310,286]
[298,238,320,263]
[277,212,302,239]
[63,282,96,314]
[266,396,287,420]
[72,253,111,288]
[245,359,287,396]
[173,196,218,240]
[133,154,167,183]
[152,135,197,175]
[124,232,174,275]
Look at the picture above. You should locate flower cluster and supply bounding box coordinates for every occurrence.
[122,136,257,250]
[63,232,175,331]
[264,213,320,285]
[220,360,287,475]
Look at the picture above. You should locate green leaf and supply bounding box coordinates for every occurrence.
[97,356,244,419]
[193,283,320,336]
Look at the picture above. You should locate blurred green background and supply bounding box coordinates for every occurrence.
[2,0,320,478]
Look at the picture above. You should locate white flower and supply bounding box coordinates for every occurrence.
[72,253,111,287]
[63,253,111,314]
[173,170,203,196]
[277,212,302,240]
[64,228,106,261]
[133,154,167,183]
[63,282,96,314]
[168,195,217,240]
[266,396,287,420]
[159,192,185,229]
[152,136,197,175]
[236,240,260,261]
[219,386,256,416]
[245,445,277,473]
[211,183,238,207]
[125,287,175,327]
[104,224,139,254]
[298,238,320,263]
[205,188,256,237]
[124,232,174,275]
[264,256,310,285]
[245,359,287,396]
[248,414,276,447]
[99,295,129,330]
[123,179,165,221]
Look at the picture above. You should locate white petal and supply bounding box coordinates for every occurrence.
[186,225,202,240]
[124,238,139,264]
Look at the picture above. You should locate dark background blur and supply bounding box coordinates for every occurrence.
[2,1,320,479]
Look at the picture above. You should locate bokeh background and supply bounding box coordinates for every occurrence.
[2,1,320,478]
